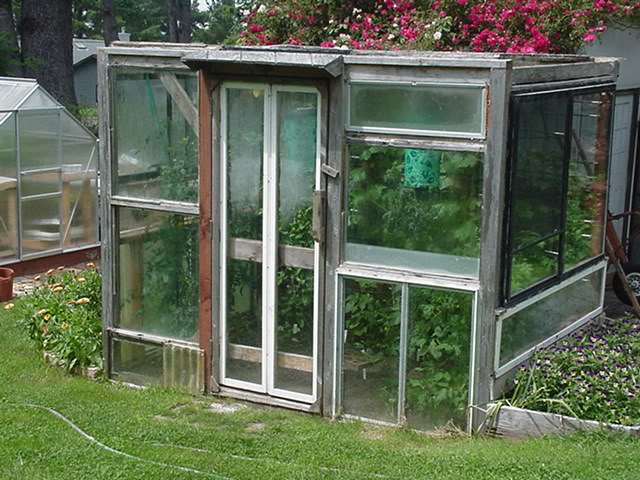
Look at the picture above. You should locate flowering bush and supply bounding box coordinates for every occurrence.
[510,316,640,425]
[239,0,640,54]
[6,265,102,372]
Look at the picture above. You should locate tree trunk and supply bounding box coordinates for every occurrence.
[21,0,76,105]
[0,0,20,76]
[168,0,192,43]
[102,0,119,46]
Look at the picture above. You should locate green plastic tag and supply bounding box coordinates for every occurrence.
[404,149,440,189]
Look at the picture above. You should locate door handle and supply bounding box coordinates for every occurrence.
[312,189,326,244]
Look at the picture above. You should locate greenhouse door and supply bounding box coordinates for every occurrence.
[219,83,322,404]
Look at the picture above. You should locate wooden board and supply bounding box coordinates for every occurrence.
[487,404,640,439]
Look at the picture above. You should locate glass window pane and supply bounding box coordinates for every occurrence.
[227,87,264,240]
[346,145,482,277]
[112,338,163,386]
[350,83,485,136]
[21,196,61,255]
[18,110,60,171]
[343,278,401,423]
[0,115,17,261]
[113,70,198,203]
[507,93,568,296]
[275,266,314,395]
[510,94,567,249]
[406,287,472,430]
[277,90,317,248]
[500,269,603,366]
[510,236,559,296]
[225,259,263,385]
[564,92,611,270]
[117,207,199,341]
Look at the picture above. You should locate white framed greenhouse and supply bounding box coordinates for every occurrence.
[98,44,617,432]
[0,77,99,265]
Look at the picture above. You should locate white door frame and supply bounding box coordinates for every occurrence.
[219,82,321,404]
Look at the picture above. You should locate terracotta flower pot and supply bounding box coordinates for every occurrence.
[0,267,14,302]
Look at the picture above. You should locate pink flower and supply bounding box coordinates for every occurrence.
[583,33,597,42]
[249,24,265,33]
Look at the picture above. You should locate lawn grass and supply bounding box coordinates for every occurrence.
[1,305,640,480]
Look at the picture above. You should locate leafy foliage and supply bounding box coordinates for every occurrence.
[511,316,640,426]
[8,266,102,371]
[348,146,483,257]
[239,0,640,54]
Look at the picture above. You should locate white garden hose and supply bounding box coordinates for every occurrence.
[2,403,230,479]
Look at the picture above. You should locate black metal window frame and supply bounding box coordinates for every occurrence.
[501,84,615,306]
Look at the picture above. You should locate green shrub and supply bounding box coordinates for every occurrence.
[8,266,102,372]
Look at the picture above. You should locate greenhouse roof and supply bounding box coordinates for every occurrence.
[0,77,61,126]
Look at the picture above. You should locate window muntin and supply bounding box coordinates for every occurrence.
[504,88,612,302]
[349,82,486,138]
[346,145,483,278]
[112,69,198,204]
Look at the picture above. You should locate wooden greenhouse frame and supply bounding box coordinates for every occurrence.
[98,43,618,431]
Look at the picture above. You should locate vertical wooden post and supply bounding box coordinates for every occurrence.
[474,62,512,431]
[198,68,213,392]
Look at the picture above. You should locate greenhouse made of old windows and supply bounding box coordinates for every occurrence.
[0,77,98,266]
[98,44,616,431]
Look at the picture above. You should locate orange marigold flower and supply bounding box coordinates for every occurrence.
[52,286,64,292]
[76,277,86,283]
[3,303,14,310]
[61,322,69,329]
[46,269,54,275]
[86,263,96,269]
[43,314,51,321]
[33,275,42,281]
[66,300,76,305]
[76,297,90,305]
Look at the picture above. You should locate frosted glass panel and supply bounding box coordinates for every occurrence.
[346,244,480,278]
[405,287,472,430]
[277,90,317,245]
[0,113,15,177]
[350,83,485,136]
[20,171,60,197]
[343,278,401,423]
[347,145,482,277]
[500,269,603,366]
[21,195,61,255]
[19,110,60,171]
[61,114,98,248]
[117,207,199,341]
[113,70,198,203]
[0,115,17,261]
[226,87,264,240]
[21,88,57,109]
